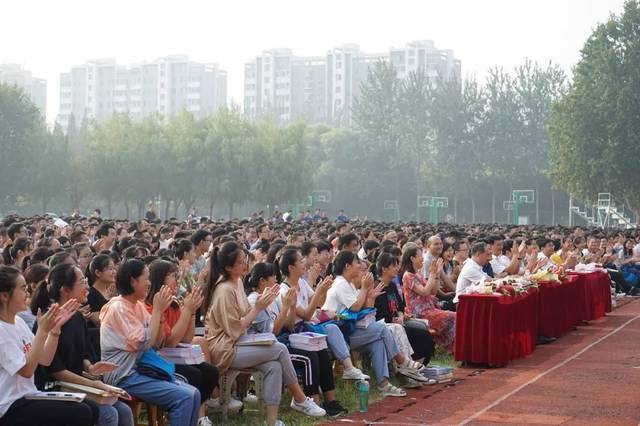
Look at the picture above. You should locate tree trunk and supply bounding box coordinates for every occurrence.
[453,193,458,223]
[471,197,476,223]
[124,201,130,220]
[164,199,171,220]
[173,200,180,218]
[551,189,556,226]
[107,199,112,219]
[42,196,48,214]
[535,184,540,224]
[228,200,234,219]
[491,190,496,223]
[209,198,215,219]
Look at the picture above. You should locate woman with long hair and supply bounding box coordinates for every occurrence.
[203,241,325,426]
[401,243,456,353]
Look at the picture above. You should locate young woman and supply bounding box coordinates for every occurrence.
[73,243,94,276]
[86,254,118,327]
[31,263,134,426]
[2,238,33,271]
[16,264,49,330]
[203,241,325,426]
[373,252,434,369]
[0,265,94,426]
[322,250,425,397]
[146,259,218,426]
[251,253,347,417]
[100,259,201,426]
[401,243,456,353]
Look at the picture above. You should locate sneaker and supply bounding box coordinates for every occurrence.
[323,400,348,417]
[197,417,213,426]
[244,390,258,403]
[273,420,285,426]
[290,397,326,417]
[206,396,243,412]
[342,366,370,381]
[378,382,406,397]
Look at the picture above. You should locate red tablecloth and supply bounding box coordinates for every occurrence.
[537,275,580,338]
[455,288,538,366]
[568,271,612,321]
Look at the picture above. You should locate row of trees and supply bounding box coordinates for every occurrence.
[1,91,310,218]
[2,0,639,223]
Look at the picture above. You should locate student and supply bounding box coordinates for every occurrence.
[248,254,347,417]
[0,265,94,426]
[100,259,201,426]
[31,262,134,426]
[146,259,218,426]
[323,250,425,397]
[203,241,325,426]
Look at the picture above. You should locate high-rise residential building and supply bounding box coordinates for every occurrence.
[390,40,461,82]
[57,55,227,131]
[0,64,47,118]
[244,40,461,126]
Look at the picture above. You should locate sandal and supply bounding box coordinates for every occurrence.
[399,359,424,371]
[378,382,407,397]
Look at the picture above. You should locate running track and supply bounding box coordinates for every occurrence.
[324,298,640,425]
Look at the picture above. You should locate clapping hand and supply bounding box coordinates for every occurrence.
[153,285,174,313]
[367,282,385,300]
[360,272,374,291]
[316,275,333,296]
[256,285,280,310]
[282,288,298,310]
[183,286,204,314]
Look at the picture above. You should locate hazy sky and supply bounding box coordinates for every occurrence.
[1,0,627,123]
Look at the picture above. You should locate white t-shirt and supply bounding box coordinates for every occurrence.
[491,255,511,276]
[633,243,640,258]
[537,252,555,271]
[322,275,358,313]
[279,279,315,323]
[0,316,38,417]
[455,258,489,303]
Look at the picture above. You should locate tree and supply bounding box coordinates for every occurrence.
[0,83,41,209]
[29,124,71,213]
[550,0,640,212]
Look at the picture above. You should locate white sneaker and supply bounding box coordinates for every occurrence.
[206,396,243,412]
[342,366,370,381]
[290,397,326,417]
[378,382,407,397]
[197,417,213,426]
[273,420,285,426]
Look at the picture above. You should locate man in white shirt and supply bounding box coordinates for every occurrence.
[536,238,556,271]
[455,241,492,303]
[421,236,443,278]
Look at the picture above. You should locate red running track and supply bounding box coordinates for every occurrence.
[322,298,640,425]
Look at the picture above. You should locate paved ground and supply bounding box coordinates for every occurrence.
[323,298,640,426]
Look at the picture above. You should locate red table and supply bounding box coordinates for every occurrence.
[455,288,538,366]
[537,275,580,338]
[568,271,612,321]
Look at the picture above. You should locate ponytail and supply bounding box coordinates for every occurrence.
[203,242,245,315]
[31,263,78,315]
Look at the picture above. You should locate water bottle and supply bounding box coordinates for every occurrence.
[356,380,369,413]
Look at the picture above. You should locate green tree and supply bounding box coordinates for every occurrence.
[550,0,640,212]
[0,83,41,209]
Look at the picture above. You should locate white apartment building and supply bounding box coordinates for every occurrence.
[0,64,47,118]
[390,40,461,82]
[244,40,461,126]
[58,55,227,131]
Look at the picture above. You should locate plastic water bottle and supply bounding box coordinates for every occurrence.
[356,380,369,412]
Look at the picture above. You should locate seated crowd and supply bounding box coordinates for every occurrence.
[1,212,638,426]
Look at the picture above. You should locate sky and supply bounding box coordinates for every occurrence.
[0,0,627,124]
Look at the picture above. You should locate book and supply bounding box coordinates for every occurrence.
[237,333,276,346]
[25,391,86,403]
[159,344,205,365]
[289,332,328,351]
[56,381,130,405]
[356,312,376,329]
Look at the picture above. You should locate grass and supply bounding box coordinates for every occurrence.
[203,348,457,426]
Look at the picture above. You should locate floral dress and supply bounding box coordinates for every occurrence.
[403,271,456,353]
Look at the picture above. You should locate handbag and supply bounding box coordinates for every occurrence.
[136,349,175,382]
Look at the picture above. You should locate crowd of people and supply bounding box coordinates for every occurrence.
[1,210,639,426]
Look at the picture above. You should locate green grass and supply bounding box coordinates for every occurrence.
[204,349,457,426]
